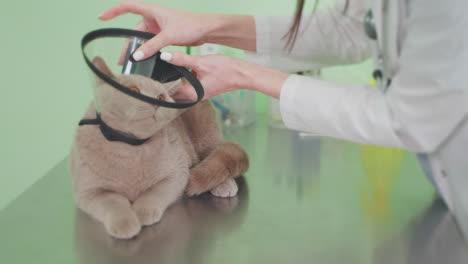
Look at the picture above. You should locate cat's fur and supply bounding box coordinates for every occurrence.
[69,57,249,239]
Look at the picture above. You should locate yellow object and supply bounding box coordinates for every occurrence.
[360,145,405,221]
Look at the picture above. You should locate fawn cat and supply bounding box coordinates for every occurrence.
[70,57,248,239]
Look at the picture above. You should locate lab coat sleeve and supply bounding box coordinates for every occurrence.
[245,0,372,72]
[280,0,468,152]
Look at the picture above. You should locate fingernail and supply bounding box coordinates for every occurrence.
[132,50,145,61]
[160,52,172,62]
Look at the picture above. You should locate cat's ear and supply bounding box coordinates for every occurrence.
[92,56,115,82]
[163,79,182,95]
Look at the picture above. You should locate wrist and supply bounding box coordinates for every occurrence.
[203,14,256,51]
[201,14,225,43]
[234,60,289,99]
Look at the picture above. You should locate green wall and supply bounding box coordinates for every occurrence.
[0,0,371,210]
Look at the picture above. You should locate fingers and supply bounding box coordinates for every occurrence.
[132,32,171,61]
[99,0,154,20]
[99,1,174,61]
[134,21,148,31]
[118,21,148,65]
[159,51,199,69]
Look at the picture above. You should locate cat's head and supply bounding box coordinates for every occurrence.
[92,56,183,139]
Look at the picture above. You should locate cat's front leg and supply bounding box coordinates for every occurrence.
[78,191,141,239]
[132,173,189,226]
[187,142,248,196]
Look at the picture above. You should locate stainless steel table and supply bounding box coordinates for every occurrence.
[1,116,467,264]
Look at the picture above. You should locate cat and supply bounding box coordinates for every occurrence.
[69,57,249,239]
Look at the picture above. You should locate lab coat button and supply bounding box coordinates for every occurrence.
[372,70,383,80]
[441,169,447,178]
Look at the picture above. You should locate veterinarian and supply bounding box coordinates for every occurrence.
[100,0,468,233]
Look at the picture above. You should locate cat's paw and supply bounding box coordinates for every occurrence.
[210,178,238,198]
[133,204,164,226]
[186,180,204,197]
[186,170,207,197]
[105,213,141,239]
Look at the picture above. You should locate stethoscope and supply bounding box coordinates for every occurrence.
[364,8,391,91]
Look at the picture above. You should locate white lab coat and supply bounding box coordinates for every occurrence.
[246,0,468,235]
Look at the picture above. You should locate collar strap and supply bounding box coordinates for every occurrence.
[79,113,150,146]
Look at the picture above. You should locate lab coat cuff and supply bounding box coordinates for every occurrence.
[244,16,273,66]
[279,74,306,130]
[254,15,273,54]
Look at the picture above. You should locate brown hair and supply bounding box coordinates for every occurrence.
[284,0,350,51]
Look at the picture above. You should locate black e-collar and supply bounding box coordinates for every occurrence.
[82,28,205,109]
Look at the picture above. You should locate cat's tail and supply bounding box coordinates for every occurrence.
[186,142,249,196]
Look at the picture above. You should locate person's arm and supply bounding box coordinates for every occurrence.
[99,1,257,60]
[160,52,289,100]
[207,0,372,69]
[245,0,372,72]
[99,0,370,66]
[204,14,257,52]
[165,0,467,153]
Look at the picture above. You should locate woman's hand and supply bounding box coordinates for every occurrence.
[99,1,256,61]
[99,1,214,60]
[159,52,290,101]
[100,1,280,99]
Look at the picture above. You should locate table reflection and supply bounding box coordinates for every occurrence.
[74,177,249,264]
